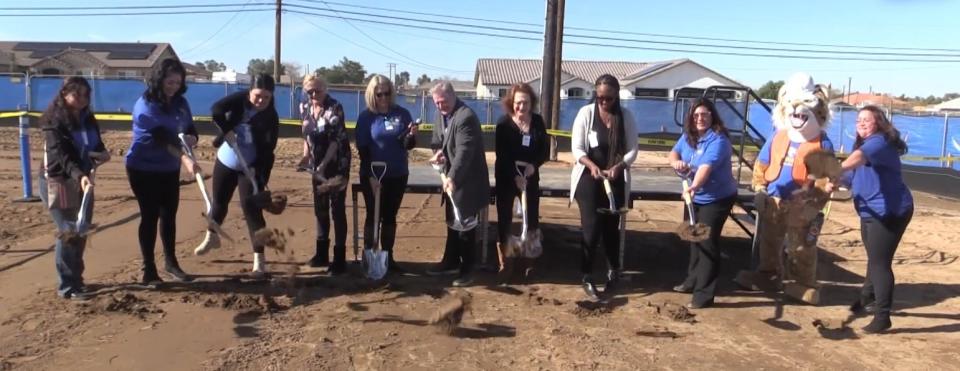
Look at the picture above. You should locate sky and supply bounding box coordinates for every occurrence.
[1,0,958,97]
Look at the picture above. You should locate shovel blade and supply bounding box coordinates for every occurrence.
[364,249,389,280]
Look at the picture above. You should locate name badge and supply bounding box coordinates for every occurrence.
[588,131,599,148]
[522,134,531,147]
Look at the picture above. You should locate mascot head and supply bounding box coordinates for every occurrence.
[773,73,830,143]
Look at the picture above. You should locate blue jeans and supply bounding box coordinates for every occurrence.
[39,175,92,297]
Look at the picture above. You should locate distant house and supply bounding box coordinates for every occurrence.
[935,97,960,112]
[183,63,213,81]
[417,79,475,98]
[473,58,744,100]
[0,41,178,78]
[831,93,911,111]
[212,69,250,84]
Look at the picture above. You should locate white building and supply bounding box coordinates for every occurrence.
[935,97,960,112]
[211,69,251,84]
[474,58,744,100]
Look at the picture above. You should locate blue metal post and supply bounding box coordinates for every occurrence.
[16,104,40,202]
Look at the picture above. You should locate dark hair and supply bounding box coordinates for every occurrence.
[684,98,730,148]
[855,105,907,155]
[144,58,187,110]
[251,73,276,92]
[41,76,92,130]
[501,83,539,115]
[594,74,625,167]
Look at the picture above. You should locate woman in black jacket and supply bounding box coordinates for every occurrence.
[193,74,279,278]
[494,83,548,280]
[39,76,110,300]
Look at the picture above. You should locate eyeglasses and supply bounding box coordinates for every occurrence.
[596,95,616,103]
[306,89,324,96]
[376,91,391,98]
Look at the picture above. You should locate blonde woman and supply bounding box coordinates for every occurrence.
[355,75,417,273]
[299,75,350,274]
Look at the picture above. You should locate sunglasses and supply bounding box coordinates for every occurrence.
[376,91,391,98]
[596,95,616,103]
[307,89,324,96]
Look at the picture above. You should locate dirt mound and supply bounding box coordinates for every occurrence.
[79,293,163,319]
[571,300,614,318]
[644,302,697,324]
[180,293,289,315]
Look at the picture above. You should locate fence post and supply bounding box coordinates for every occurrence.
[838,107,846,154]
[15,104,40,202]
[941,113,950,168]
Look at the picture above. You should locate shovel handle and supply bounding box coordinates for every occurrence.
[223,134,260,194]
[195,172,212,212]
[602,178,616,211]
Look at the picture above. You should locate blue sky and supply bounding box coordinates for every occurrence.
[1,0,958,97]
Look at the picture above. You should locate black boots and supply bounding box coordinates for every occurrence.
[307,238,330,268]
[328,244,347,275]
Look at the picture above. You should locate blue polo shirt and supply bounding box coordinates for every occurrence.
[356,105,413,178]
[850,133,913,219]
[757,133,834,198]
[125,96,195,172]
[671,130,738,204]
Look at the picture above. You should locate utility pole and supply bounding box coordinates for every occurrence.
[846,77,852,104]
[549,0,565,161]
[274,0,282,80]
[388,62,397,84]
[540,0,558,161]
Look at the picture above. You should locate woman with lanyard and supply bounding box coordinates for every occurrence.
[193,74,280,279]
[39,76,110,300]
[668,98,737,309]
[494,83,548,278]
[299,75,351,275]
[125,58,199,285]
[833,105,913,333]
[355,75,418,274]
[570,74,638,300]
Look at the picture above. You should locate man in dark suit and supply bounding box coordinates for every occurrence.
[426,81,490,287]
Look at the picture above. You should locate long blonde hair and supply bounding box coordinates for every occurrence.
[364,75,394,113]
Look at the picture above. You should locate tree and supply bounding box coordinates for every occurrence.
[394,71,410,89]
[756,80,784,100]
[313,57,366,84]
[944,92,960,101]
[247,58,285,77]
[194,60,226,72]
[283,61,303,82]
[416,73,431,86]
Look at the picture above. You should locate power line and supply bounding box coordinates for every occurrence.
[284,2,960,59]
[291,0,960,54]
[0,8,272,17]
[180,0,255,55]
[0,3,268,11]
[286,9,960,63]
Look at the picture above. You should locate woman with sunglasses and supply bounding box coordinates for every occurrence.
[570,74,638,300]
[300,75,350,275]
[355,75,417,274]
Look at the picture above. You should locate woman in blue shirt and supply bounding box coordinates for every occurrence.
[355,75,417,274]
[300,75,351,274]
[838,105,913,333]
[668,98,738,309]
[125,58,199,285]
[39,76,110,300]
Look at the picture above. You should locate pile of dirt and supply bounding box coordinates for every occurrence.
[80,293,163,319]
[644,301,697,324]
[571,300,614,318]
[428,290,473,335]
[180,293,290,315]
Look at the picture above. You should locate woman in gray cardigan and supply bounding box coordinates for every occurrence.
[570,74,638,300]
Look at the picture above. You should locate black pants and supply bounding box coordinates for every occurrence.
[860,208,913,317]
[575,171,625,275]
[495,175,540,245]
[126,167,182,271]
[360,175,408,257]
[313,178,348,248]
[209,160,267,254]
[681,195,735,305]
[438,193,477,275]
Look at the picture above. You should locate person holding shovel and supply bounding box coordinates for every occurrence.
[356,75,417,276]
[193,74,280,279]
[494,83,548,280]
[126,58,199,285]
[298,75,350,275]
[667,98,737,309]
[39,76,110,300]
[425,81,489,287]
[570,74,638,300]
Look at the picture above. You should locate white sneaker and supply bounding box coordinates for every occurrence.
[251,252,267,278]
[193,231,221,256]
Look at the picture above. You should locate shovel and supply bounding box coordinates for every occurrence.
[57,169,96,243]
[178,134,234,243]
[676,171,711,243]
[510,161,542,259]
[431,163,478,232]
[300,133,346,194]
[364,161,389,280]
[221,133,287,214]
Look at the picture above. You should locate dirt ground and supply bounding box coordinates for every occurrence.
[0,126,958,370]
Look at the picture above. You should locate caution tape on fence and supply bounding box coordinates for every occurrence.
[2,110,957,162]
